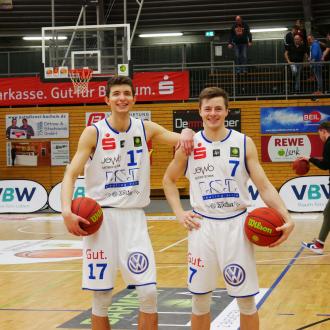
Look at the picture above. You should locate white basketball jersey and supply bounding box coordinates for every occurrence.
[186,129,251,219]
[84,117,150,208]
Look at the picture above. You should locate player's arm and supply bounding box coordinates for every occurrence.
[163,148,201,230]
[61,126,97,236]
[144,120,194,155]
[246,136,294,246]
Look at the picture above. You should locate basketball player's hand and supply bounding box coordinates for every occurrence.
[177,210,202,231]
[179,128,195,156]
[62,212,89,236]
[269,220,295,247]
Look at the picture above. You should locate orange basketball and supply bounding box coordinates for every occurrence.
[292,158,310,175]
[244,207,284,246]
[71,197,103,235]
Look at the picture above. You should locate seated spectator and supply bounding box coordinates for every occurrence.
[321,32,330,61]
[284,34,308,93]
[307,34,323,94]
[228,15,252,74]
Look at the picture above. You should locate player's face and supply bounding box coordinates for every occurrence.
[105,84,135,113]
[319,129,328,143]
[199,97,228,129]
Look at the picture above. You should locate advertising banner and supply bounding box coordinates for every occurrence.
[260,106,330,133]
[261,135,323,162]
[6,113,69,139]
[51,141,70,166]
[0,72,189,106]
[7,141,51,167]
[0,180,48,213]
[85,111,151,126]
[173,109,241,133]
[279,176,329,212]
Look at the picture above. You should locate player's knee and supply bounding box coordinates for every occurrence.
[192,292,212,316]
[136,284,157,313]
[236,297,257,315]
[92,290,112,317]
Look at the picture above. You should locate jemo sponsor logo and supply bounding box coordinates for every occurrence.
[0,180,48,213]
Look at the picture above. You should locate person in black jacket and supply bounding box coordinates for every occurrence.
[301,121,330,254]
[228,16,252,74]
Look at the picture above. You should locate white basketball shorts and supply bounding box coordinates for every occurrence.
[82,208,156,290]
[187,212,259,297]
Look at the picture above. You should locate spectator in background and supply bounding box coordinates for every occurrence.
[228,15,252,74]
[284,34,308,93]
[321,32,330,61]
[6,118,19,139]
[308,34,323,94]
[20,118,35,139]
[284,26,299,51]
[295,19,308,45]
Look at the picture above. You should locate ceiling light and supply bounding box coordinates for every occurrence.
[139,32,183,38]
[251,28,288,33]
[23,36,68,41]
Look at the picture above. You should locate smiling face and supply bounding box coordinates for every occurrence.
[199,96,229,130]
[105,84,136,114]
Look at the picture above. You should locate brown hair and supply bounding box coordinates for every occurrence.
[318,121,330,132]
[105,76,135,97]
[199,87,229,109]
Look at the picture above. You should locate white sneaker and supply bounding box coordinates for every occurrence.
[301,241,324,255]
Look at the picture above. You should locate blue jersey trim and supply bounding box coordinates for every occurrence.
[82,287,114,291]
[188,289,213,295]
[90,124,99,161]
[201,130,212,143]
[141,119,147,142]
[244,134,249,174]
[221,129,232,142]
[201,129,232,143]
[193,209,247,220]
[105,117,132,134]
[228,291,259,298]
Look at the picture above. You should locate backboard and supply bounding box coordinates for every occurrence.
[41,24,130,81]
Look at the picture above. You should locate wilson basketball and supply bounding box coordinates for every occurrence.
[71,197,103,235]
[292,158,310,175]
[244,207,284,246]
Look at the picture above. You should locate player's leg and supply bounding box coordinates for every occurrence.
[191,292,212,330]
[91,290,113,330]
[136,284,158,330]
[237,297,259,330]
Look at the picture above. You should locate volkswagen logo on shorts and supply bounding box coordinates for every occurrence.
[223,264,245,286]
[127,252,149,274]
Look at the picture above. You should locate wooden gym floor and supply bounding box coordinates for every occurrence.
[0,207,329,330]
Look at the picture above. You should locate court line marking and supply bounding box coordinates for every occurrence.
[256,247,304,312]
[17,225,66,235]
[158,237,187,252]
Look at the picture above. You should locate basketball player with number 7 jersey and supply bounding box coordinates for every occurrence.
[61,76,194,330]
[163,87,295,330]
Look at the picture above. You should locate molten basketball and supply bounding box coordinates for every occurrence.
[244,207,284,246]
[292,158,310,175]
[71,197,103,235]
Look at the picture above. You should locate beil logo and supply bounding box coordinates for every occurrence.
[102,133,116,150]
[158,75,174,95]
[87,113,106,126]
[193,143,206,159]
[303,111,321,123]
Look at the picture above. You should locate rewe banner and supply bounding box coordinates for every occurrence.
[0,71,189,106]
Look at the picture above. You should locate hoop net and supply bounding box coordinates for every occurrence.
[68,68,93,94]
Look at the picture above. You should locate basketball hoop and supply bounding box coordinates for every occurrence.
[68,67,93,94]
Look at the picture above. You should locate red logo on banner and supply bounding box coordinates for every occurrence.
[87,113,106,126]
[193,143,207,159]
[102,134,116,150]
[303,111,321,123]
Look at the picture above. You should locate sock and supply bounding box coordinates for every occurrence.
[315,240,324,248]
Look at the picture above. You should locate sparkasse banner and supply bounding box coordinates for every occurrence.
[0,180,48,213]
[0,72,189,106]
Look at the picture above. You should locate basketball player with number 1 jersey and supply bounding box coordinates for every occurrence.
[61,76,194,330]
[163,87,294,330]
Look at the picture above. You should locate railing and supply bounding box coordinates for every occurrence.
[134,61,330,100]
